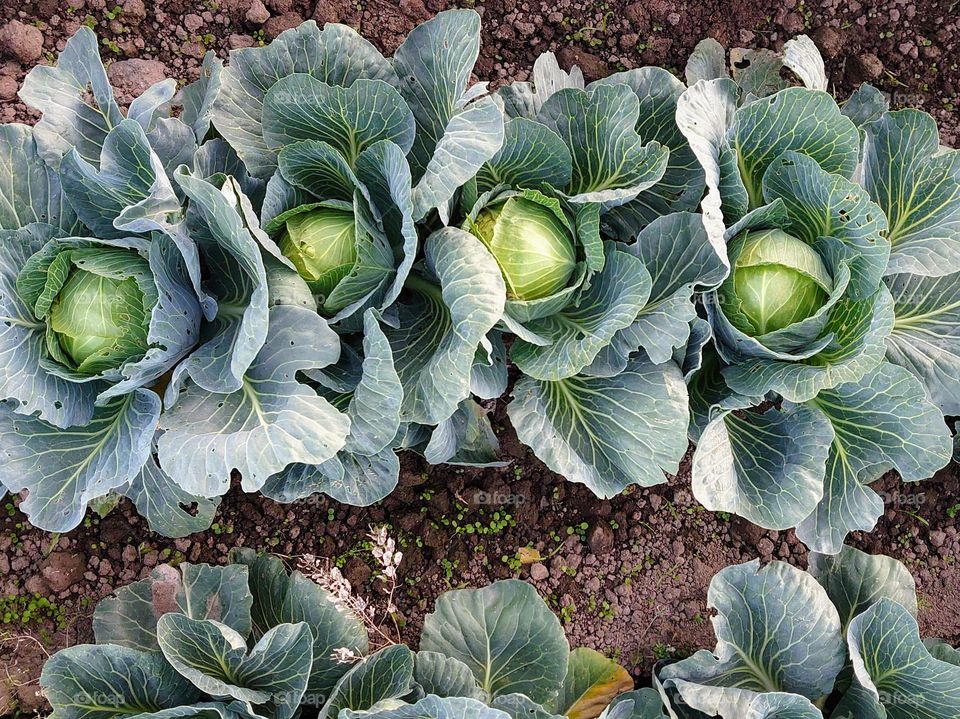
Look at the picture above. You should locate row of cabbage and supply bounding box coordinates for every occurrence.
[39,543,960,719]
[0,11,958,554]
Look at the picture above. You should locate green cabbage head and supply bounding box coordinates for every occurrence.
[41,250,151,376]
[279,207,358,298]
[719,228,833,335]
[466,196,576,301]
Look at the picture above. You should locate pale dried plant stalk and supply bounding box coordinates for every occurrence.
[297,523,404,653]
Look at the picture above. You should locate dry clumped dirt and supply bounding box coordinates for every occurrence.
[1,0,960,715]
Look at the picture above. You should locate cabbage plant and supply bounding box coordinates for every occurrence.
[198,9,514,506]
[0,28,355,535]
[432,52,729,497]
[39,551,657,719]
[655,545,960,718]
[678,36,954,553]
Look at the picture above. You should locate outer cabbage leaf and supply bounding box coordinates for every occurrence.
[797,362,952,553]
[864,109,960,276]
[608,212,727,368]
[413,652,483,699]
[18,26,123,167]
[555,647,633,719]
[212,20,396,178]
[0,124,79,232]
[691,404,832,530]
[386,227,505,425]
[885,271,960,415]
[229,549,369,702]
[731,88,860,213]
[594,68,704,233]
[92,562,253,651]
[658,561,844,707]
[170,172,269,396]
[157,615,312,719]
[420,579,569,704]
[320,644,415,719]
[808,545,917,632]
[847,599,960,718]
[157,305,350,497]
[537,83,668,207]
[359,696,512,719]
[393,10,504,220]
[40,644,201,719]
[122,455,219,539]
[509,357,688,498]
[0,389,159,532]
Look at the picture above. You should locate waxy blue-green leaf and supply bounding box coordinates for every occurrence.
[212,21,396,177]
[0,226,99,429]
[864,109,960,276]
[511,247,651,381]
[600,689,668,719]
[180,51,224,142]
[555,647,633,719]
[420,579,568,703]
[19,26,123,167]
[360,696,512,719]
[595,68,704,233]
[40,644,201,719]
[261,76,415,164]
[658,561,844,706]
[265,442,400,506]
[610,212,727,367]
[674,78,736,264]
[229,549,368,702]
[476,117,573,193]
[471,332,507,400]
[0,388,158,532]
[692,404,832,530]
[885,271,960,415]
[492,695,565,719]
[497,52,584,120]
[732,88,860,210]
[808,545,917,632]
[387,227,506,425]
[393,10,504,220]
[730,48,788,99]
[423,399,505,467]
[798,362,953,553]
[841,84,889,128]
[0,124,79,232]
[537,83,668,206]
[170,173,269,397]
[93,562,253,652]
[123,455,219,539]
[413,652,483,699]
[685,37,726,84]
[781,35,828,92]
[321,644,415,719]
[762,151,889,300]
[59,119,180,239]
[158,305,349,497]
[510,358,688,498]
[847,599,960,719]
[158,615,312,719]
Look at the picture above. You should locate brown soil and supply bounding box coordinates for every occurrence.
[1,0,959,715]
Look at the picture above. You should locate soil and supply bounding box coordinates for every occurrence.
[1,0,959,715]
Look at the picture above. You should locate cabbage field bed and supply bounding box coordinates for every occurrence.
[1,0,960,717]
